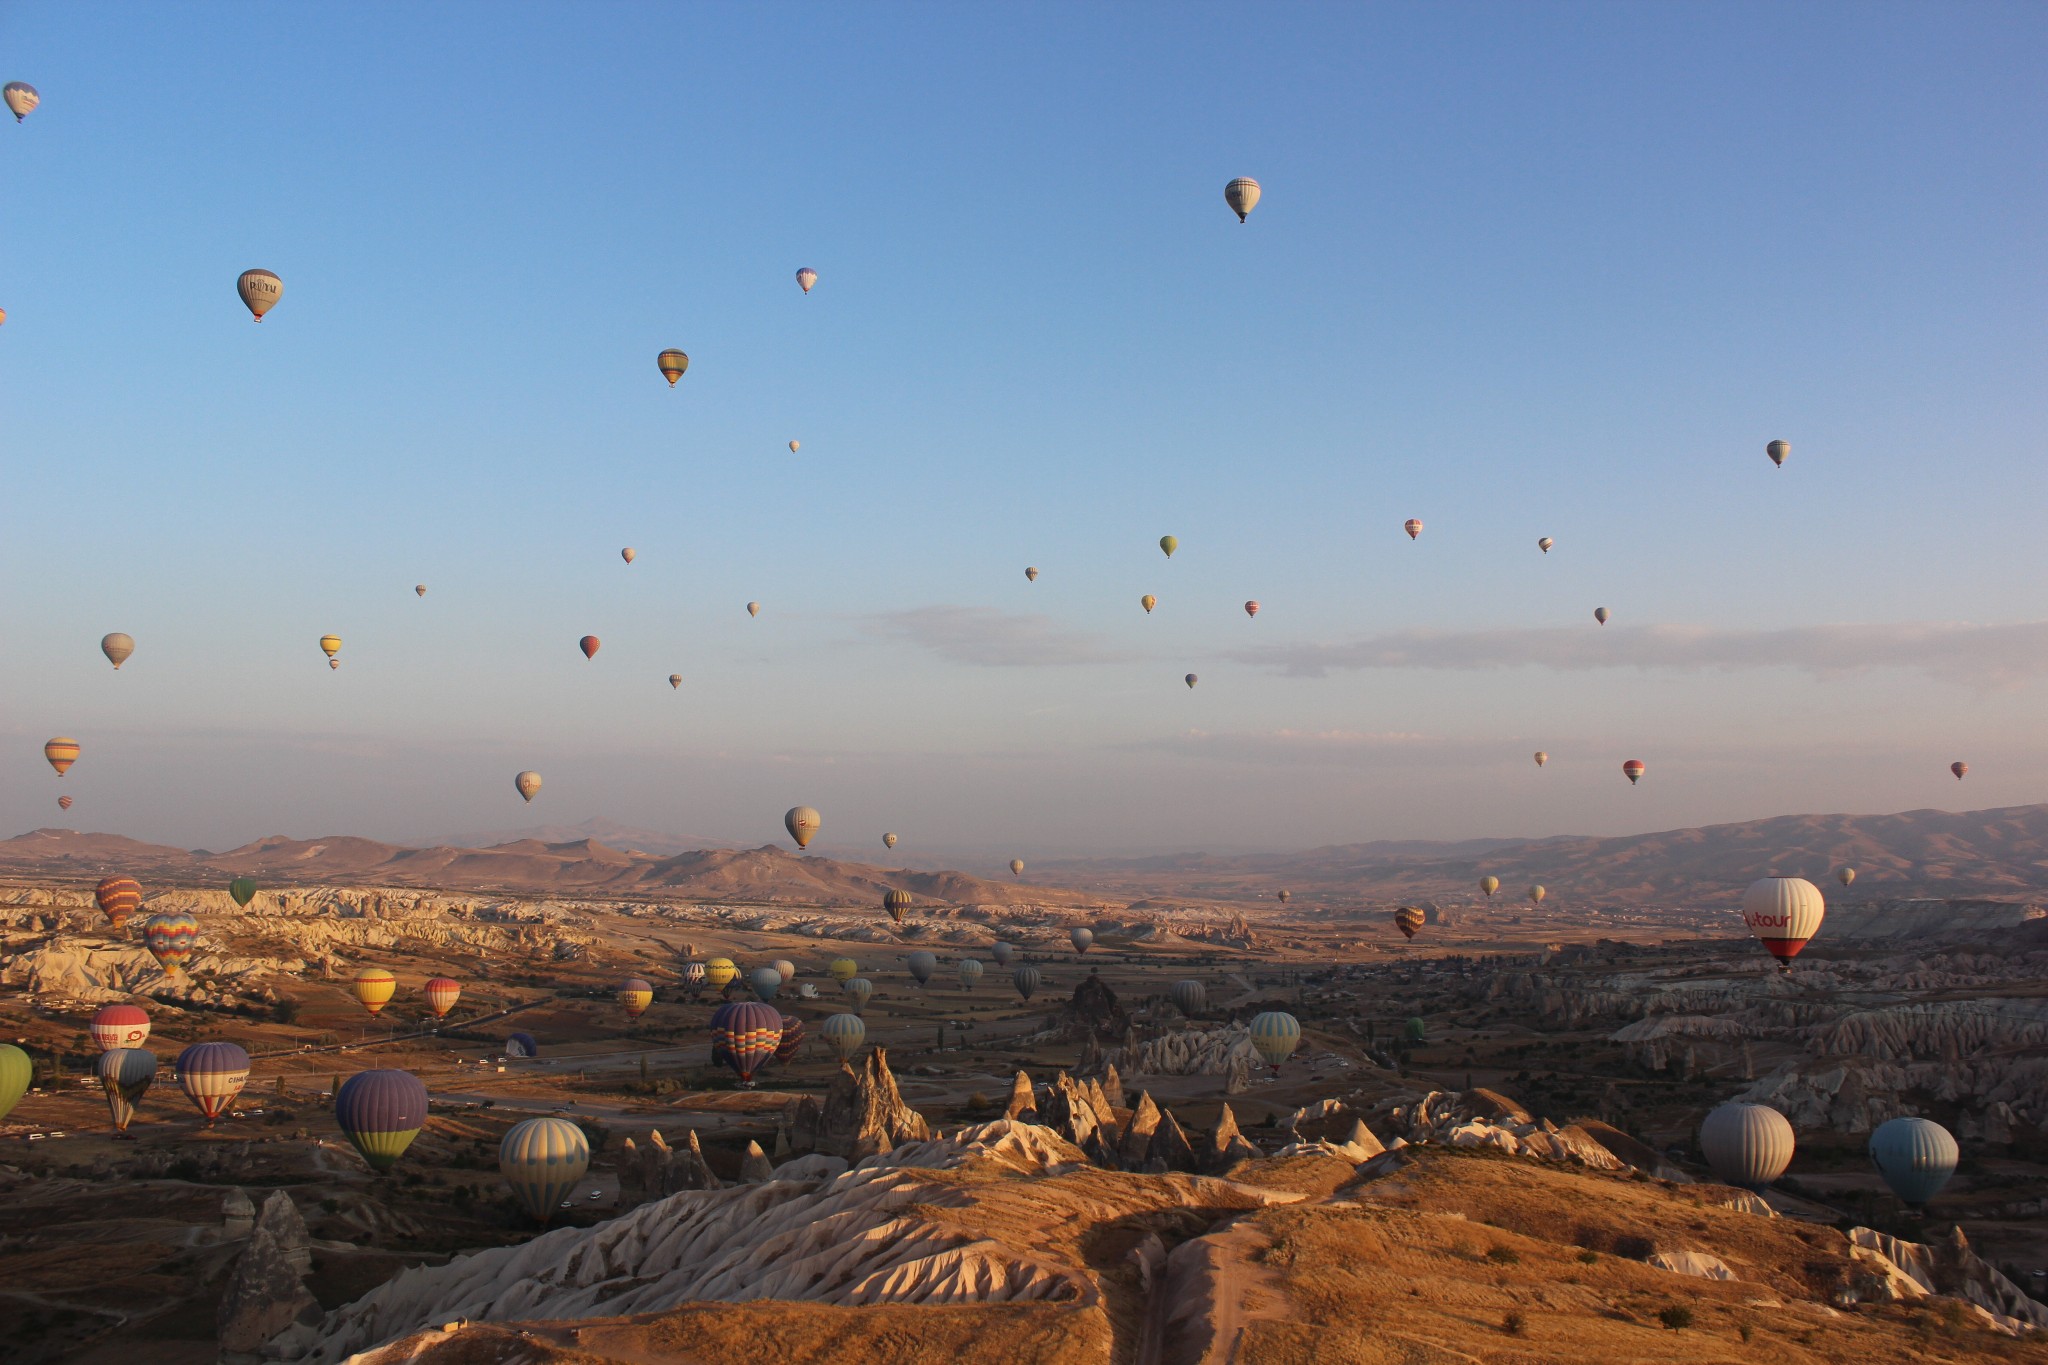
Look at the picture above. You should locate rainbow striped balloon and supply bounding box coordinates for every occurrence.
[95,876,143,929]
[773,1013,806,1065]
[143,911,199,975]
[175,1041,250,1124]
[713,1001,783,1085]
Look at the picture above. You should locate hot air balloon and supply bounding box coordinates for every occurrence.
[90,1004,150,1051]
[1185,674,1198,689]
[990,942,1015,967]
[416,584,427,596]
[621,547,636,564]
[142,910,199,975]
[1838,868,1856,888]
[507,1031,539,1058]
[1224,177,1260,222]
[884,890,912,923]
[1534,751,1547,767]
[424,977,461,1018]
[1951,761,1968,780]
[705,958,739,990]
[0,1045,28,1121]
[1404,519,1422,540]
[579,635,600,659]
[785,806,821,849]
[353,967,397,1016]
[1069,927,1094,954]
[1013,964,1041,1001]
[237,269,283,321]
[1393,907,1424,940]
[1249,1011,1301,1072]
[1538,538,1553,553]
[1172,980,1205,1016]
[1159,535,1178,558]
[747,601,761,617]
[97,1048,156,1133]
[788,440,800,454]
[843,977,873,1012]
[44,737,79,775]
[175,1041,249,1125]
[1869,1117,1958,1210]
[751,966,783,1001]
[667,673,683,690]
[1740,875,1824,970]
[658,349,689,385]
[1141,594,1157,614]
[57,795,72,811]
[883,832,898,849]
[336,1069,429,1173]
[1698,1102,1794,1191]
[228,877,258,907]
[905,951,936,985]
[827,957,857,983]
[319,634,342,663]
[1527,885,1546,905]
[1244,601,1260,618]
[771,958,796,983]
[714,1001,782,1085]
[1025,567,1039,582]
[101,633,134,670]
[957,958,983,990]
[773,1013,806,1064]
[515,771,542,803]
[1593,608,1609,625]
[796,267,818,294]
[681,961,707,995]
[1277,889,1290,903]
[1480,876,1499,898]
[95,876,142,929]
[617,978,654,1018]
[500,1116,590,1224]
[1009,858,1025,878]
[821,1012,865,1059]
[1403,1017,1427,1043]
[4,82,39,121]
[1766,440,1789,468]
[1622,759,1645,785]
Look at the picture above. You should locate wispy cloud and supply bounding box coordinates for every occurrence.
[1124,728,1479,767]
[861,605,1134,667]
[1232,621,2048,686]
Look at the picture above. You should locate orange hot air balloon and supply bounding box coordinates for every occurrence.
[657,349,689,386]
[1404,519,1422,540]
[1622,759,1645,785]
[353,968,398,1016]
[1951,761,1968,780]
[579,635,600,659]
[57,795,73,811]
[423,977,462,1019]
[1244,601,1260,618]
[44,737,80,775]
[94,876,143,929]
[1393,906,1425,939]
[621,547,636,564]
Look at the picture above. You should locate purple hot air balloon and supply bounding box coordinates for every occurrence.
[773,1013,806,1065]
[708,1000,736,1071]
[713,1001,783,1085]
[335,1069,430,1173]
[175,1041,250,1126]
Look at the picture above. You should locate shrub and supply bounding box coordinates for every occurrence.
[1657,1306,1692,1331]
[1576,1249,1599,1265]
[1485,1246,1521,1265]
[1500,1310,1525,1336]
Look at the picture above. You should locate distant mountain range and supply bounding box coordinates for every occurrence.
[5,803,2045,907]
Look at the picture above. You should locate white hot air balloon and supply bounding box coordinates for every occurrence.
[515,771,542,803]
[796,267,818,294]
[1224,177,1261,223]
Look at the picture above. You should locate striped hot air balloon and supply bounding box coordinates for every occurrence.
[97,1048,157,1133]
[44,737,80,775]
[773,1013,806,1065]
[1480,876,1500,898]
[713,1001,782,1085]
[957,958,983,991]
[423,977,462,1018]
[1013,964,1041,1002]
[617,977,654,1018]
[704,958,739,991]
[820,1012,865,1060]
[1069,928,1094,954]
[1172,980,1205,1017]
[1740,875,1824,971]
[1622,759,1645,785]
[353,967,397,1016]
[90,1004,150,1051]
[843,977,873,1013]
[1224,177,1260,222]
[827,957,858,983]
[335,1069,430,1173]
[500,1116,591,1224]
[0,1045,28,1122]
[4,82,40,122]
[884,889,912,923]
[143,910,199,975]
[228,877,258,907]
[707,1000,737,1071]
[1869,1117,1959,1211]
[1393,906,1425,940]
[681,961,707,995]
[175,1041,250,1125]
[1404,518,1422,540]
[795,267,818,294]
[657,349,689,385]
[237,268,283,320]
[1249,1011,1302,1073]
[1699,1102,1795,1191]
[95,876,142,929]
[57,795,72,811]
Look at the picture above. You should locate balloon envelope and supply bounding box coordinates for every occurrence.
[821,1012,866,1059]
[1699,1102,1795,1190]
[1141,594,1156,613]
[828,957,858,982]
[883,832,898,849]
[97,1048,157,1132]
[657,349,689,385]
[1594,607,1609,624]
[57,795,72,811]
[617,978,654,1017]
[500,1116,591,1223]
[175,1041,249,1123]
[1249,1011,1301,1069]
[990,942,1015,966]
[1622,760,1645,785]
[1185,674,1198,689]
[1394,907,1424,940]
[4,82,40,121]
[90,1004,150,1051]
[747,601,761,617]
[1952,761,1968,780]
[579,635,600,659]
[705,958,739,989]
[1159,535,1177,558]
[142,910,199,974]
[1767,439,1789,467]
[1009,858,1025,877]
[1869,1117,1958,1209]
[1069,928,1094,954]
[1172,979,1205,1016]
[1404,519,1422,540]
[796,268,818,294]
[750,966,783,1000]
[785,806,821,849]
[45,737,80,775]
[1538,538,1553,553]
[1224,177,1260,222]
[884,889,912,923]
[844,977,874,1011]
[1480,876,1500,898]
[1740,875,1825,970]
[424,977,461,1018]
[1012,964,1041,1001]
[229,877,258,907]
[1024,567,1039,582]
[713,1000,782,1084]
[1534,751,1547,767]
[237,269,283,321]
[101,633,134,669]
[905,951,936,985]
[771,958,797,982]
[773,1014,806,1064]
[1527,885,1546,904]
[669,674,682,689]
[335,1069,430,1172]
[1244,601,1259,617]
[621,547,636,563]
[319,634,342,659]
[0,1045,27,1121]
[353,968,398,1015]
[1838,868,1856,887]
[515,771,542,803]
[506,1031,539,1058]
[957,958,983,989]
[95,876,142,929]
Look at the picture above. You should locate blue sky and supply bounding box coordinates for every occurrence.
[1,3,2043,857]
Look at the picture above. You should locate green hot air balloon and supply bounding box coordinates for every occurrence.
[1403,1017,1426,1043]
[500,1115,591,1224]
[0,1044,31,1121]
[1159,535,1178,559]
[1248,1011,1301,1072]
[228,877,258,908]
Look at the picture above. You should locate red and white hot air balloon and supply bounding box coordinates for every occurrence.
[90,1004,151,1051]
[1951,761,1968,781]
[423,977,462,1019]
[1622,759,1645,785]
[1244,601,1260,618]
[1404,518,1423,540]
[1741,875,1825,970]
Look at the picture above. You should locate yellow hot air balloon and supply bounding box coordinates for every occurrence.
[1480,876,1499,898]
[1838,868,1856,888]
[704,957,739,990]
[237,269,283,321]
[101,633,135,670]
[319,634,342,663]
[515,771,542,803]
[657,349,689,386]
[353,967,398,1016]
[1159,535,1178,558]
[1224,177,1261,222]
[1527,885,1546,905]
[785,806,820,849]
[44,737,80,775]
[828,957,858,982]
[1141,594,1157,614]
